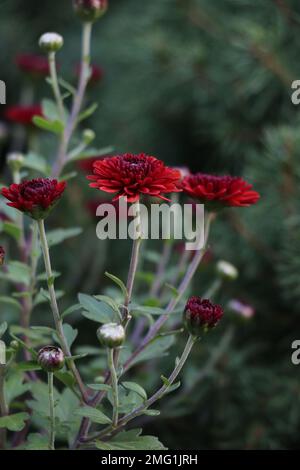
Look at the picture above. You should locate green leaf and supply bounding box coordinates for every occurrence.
[69,146,113,162]
[47,227,82,247]
[0,296,21,311]
[74,406,111,425]
[96,428,167,450]
[121,381,147,401]
[15,361,41,372]
[61,303,81,319]
[2,222,22,241]
[0,413,29,432]
[53,324,77,349]
[42,99,62,122]
[132,335,175,365]
[77,103,98,123]
[0,261,31,285]
[79,293,116,323]
[130,304,166,316]
[94,295,120,314]
[22,152,51,176]
[54,370,76,389]
[87,383,112,392]
[105,272,128,298]
[143,409,161,416]
[22,433,49,450]
[33,116,64,134]
[0,322,8,339]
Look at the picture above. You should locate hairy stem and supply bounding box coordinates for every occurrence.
[48,372,55,450]
[37,219,88,402]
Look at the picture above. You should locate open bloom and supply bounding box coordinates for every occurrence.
[181,173,260,209]
[16,54,50,77]
[87,153,181,202]
[1,178,66,220]
[5,105,43,126]
[184,297,224,336]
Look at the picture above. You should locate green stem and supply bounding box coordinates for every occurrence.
[107,349,119,427]
[48,372,55,450]
[0,365,8,449]
[52,22,92,177]
[48,52,64,121]
[83,335,196,444]
[37,219,88,403]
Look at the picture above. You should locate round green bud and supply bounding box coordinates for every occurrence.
[216,260,239,281]
[83,129,96,144]
[39,33,64,53]
[9,340,19,351]
[97,323,125,349]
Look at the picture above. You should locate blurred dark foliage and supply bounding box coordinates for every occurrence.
[1,0,300,449]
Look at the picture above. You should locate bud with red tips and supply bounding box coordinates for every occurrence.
[73,0,108,23]
[37,346,65,372]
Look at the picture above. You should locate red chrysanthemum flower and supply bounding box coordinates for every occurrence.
[181,173,260,209]
[76,63,104,85]
[5,105,43,126]
[87,153,181,202]
[1,178,66,220]
[16,54,50,77]
[184,297,224,336]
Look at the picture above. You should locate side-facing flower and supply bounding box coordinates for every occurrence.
[37,346,65,372]
[0,246,5,266]
[87,153,181,202]
[184,297,224,336]
[16,54,50,77]
[1,178,66,220]
[181,173,260,209]
[73,0,108,22]
[5,105,43,126]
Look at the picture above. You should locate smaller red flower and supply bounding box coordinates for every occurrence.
[184,297,224,336]
[1,178,66,220]
[87,153,181,202]
[16,54,50,77]
[0,246,5,266]
[76,63,104,85]
[181,173,260,209]
[5,105,43,126]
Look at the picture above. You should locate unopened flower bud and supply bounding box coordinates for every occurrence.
[83,129,96,144]
[7,152,24,172]
[227,299,255,320]
[39,33,64,53]
[37,346,65,372]
[9,340,19,351]
[184,297,224,336]
[0,246,5,266]
[73,0,108,23]
[97,323,125,348]
[216,260,238,281]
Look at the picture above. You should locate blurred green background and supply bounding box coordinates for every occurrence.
[1,0,300,450]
